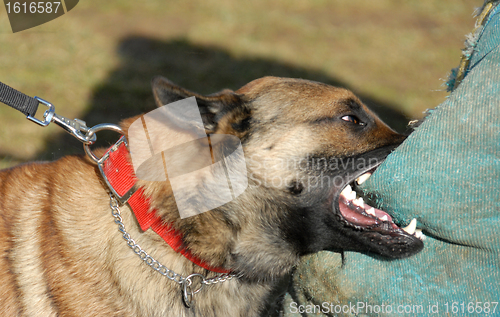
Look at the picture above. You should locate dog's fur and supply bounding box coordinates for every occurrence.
[0,77,422,316]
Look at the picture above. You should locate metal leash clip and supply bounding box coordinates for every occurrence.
[26,95,135,202]
[29,96,97,144]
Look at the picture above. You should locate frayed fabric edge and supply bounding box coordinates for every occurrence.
[446,0,499,91]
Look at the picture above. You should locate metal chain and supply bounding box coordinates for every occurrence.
[108,194,236,307]
[203,272,235,285]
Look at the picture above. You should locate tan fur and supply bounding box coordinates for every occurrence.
[0,76,405,316]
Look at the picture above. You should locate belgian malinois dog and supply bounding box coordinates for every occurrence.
[0,76,423,316]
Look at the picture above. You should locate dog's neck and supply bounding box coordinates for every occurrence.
[102,140,233,273]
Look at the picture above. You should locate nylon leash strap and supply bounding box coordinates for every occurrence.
[0,81,42,120]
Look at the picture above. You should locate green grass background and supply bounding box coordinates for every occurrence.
[0,0,481,168]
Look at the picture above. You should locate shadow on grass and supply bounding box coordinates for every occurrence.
[37,36,410,161]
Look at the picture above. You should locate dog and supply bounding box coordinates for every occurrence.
[0,76,423,316]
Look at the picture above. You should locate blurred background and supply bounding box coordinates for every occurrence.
[0,0,482,168]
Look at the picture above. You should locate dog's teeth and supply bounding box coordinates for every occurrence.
[380,215,389,221]
[341,185,352,196]
[353,198,364,208]
[414,229,425,240]
[346,191,356,201]
[402,218,417,235]
[366,207,376,216]
[356,173,372,185]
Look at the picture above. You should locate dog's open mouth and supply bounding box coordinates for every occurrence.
[337,170,425,241]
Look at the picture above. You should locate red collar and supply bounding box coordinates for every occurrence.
[100,137,230,274]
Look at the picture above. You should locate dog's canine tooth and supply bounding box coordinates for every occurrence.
[341,184,352,196]
[366,207,376,216]
[402,218,417,235]
[356,172,372,185]
[380,215,389,221]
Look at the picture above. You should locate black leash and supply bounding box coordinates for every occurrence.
[0,81,96,143]
[0,81,43,122]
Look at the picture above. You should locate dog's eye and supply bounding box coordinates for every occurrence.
[341,115,364,126]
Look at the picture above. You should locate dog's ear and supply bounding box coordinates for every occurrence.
[151,76,242,133]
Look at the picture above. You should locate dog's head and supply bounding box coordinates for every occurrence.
[134,76,423,279]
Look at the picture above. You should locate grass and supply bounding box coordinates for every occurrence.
[0,0,480,168]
